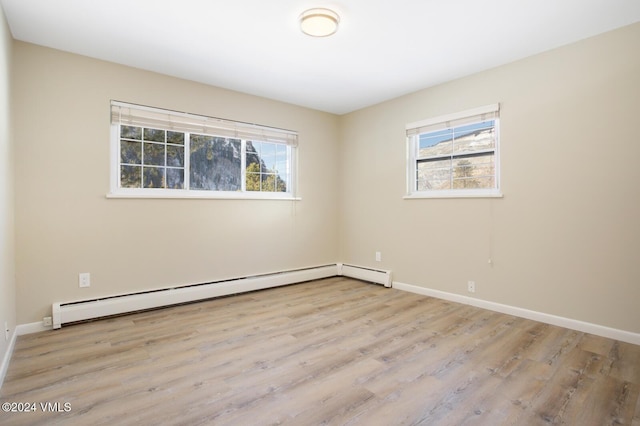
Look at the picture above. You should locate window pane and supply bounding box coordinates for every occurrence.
[190,135,241,191]
[417,159,451,190]
[167,131,185,145]
[452,160,476,189]
[275,146,289,192]
[453,175,494,189]
[453,120,495,155]
[452,155,495,189]
[144,128,165,142]
[419,129,452,158]
[472,176,494,188]
[120,165,141,188]
[262,173,276,192]
[144,143,165,166]
[121,125,142,140]
[246,168,260,192]
[120,140,141,164]
[273,173,287,192]
[275,145,288,174]
[166,168,184,189]
[246,141,261,191]
[244,141,289,193]
[246,172,286,193]
[260,143,277,171]
[166,145,184,167]
[246,141,261,170]
[143,167,165,188]
[277,175,288,192]
[190,134,213,149]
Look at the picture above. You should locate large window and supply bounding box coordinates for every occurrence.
[110,101,298,199]
[405,104,502,198]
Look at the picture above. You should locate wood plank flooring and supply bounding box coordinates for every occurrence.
[1,277,639,425]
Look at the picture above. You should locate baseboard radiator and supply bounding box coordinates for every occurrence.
[52,264,339,329]
[338,263,392,288]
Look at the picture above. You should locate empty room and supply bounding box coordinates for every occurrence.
[1,0,639,424]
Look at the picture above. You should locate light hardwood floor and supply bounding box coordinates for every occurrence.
[1,277,639,425]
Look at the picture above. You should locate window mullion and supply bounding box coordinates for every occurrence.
[241,139,247,192]
[163,132,167,189]
[450,131,454,190]
[185,132,191,190]
[114,125,121,190]
[412,135,417,192]
[140,127,145,188]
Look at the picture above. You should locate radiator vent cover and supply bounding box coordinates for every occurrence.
[52,264,341,329]
[338,263,392,287]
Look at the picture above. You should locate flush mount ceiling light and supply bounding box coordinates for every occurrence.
[299,8,340,37]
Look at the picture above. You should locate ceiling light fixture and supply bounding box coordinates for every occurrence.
[299,8,340,37]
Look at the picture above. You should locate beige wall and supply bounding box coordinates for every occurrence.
[13,42,340,324]
[339,23,640,333]
[10,22,640,335]
[0,5,15,362]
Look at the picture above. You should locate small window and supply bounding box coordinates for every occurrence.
[405,104,502,198]
[110,101,297,199]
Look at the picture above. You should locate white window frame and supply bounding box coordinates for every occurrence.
[108,101,299,200]
[405,104,503,199]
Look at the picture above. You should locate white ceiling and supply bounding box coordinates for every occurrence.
[2,0,640,115]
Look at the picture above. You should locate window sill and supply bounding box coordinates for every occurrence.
[404,189,503,199]
[107,190,301,201]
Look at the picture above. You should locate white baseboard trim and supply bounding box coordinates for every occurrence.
[17,321,52,336]
[0,323,51,390]
[392,281,640,346]
[0,328,17,388]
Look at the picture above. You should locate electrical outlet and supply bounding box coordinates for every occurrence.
[43,316,52,327]
[79,272,91,288]
[467,281,476,293]
[375,251,382,262]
